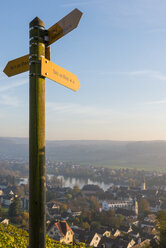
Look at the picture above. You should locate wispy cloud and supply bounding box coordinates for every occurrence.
[129,70,152,76]
[99,1,166,30]
[0,94,19,107]
[99,70,166,81]
[46,101,109,116]
[0,78,28,93]
[145,99,166,105]
[129,70,166,81]
[46,101,130,121]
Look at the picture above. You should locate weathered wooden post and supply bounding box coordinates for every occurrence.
[29,17,46,248]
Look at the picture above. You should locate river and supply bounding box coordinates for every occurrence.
[56,175,113,191]
[19,175,113,192]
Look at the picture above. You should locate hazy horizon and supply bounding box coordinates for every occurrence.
[1,1,166,140]
[1,136,166,142]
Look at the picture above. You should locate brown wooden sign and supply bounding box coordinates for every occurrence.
[48,8,82,45]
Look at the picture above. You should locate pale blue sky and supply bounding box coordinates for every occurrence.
[1,0,166,140]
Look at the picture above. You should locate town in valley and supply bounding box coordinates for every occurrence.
[0,157,166,247]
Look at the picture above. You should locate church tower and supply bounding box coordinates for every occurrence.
[141,178,146,191]
[132,198,138,216]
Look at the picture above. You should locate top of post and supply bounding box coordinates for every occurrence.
[30,17,45,28]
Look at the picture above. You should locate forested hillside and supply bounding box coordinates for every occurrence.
[1,137,166,169]
[0,138,166,170]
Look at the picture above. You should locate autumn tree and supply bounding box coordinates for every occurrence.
[89,196,100,210]
[60,204,67,214]
[82,222,90,230]
[15,185,25,197]
[72,185,81,195]
[67,194,72,200]
[138,198,150,214]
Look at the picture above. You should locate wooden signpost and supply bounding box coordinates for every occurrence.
[3,8,82,248]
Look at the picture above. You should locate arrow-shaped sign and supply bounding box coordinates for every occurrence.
[3,54,29,77]
[48,8,82,45]
[3,8,82,77]
[41,57,80,91]
[3,47,51,77]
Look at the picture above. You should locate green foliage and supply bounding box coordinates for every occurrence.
[8,197,22,223]
[46,191,56,202]
[82,222,90,230]
[46,236,88,248]
[60,204,68,214]
[0,224,28,247]
[157,210,166,248]
[0,223,90,248]
[67,194,72,200]
[0,208,9,218]
[89,196,100,210]
[91,221,101,230]
[72,185,81,196]
[72,207,124,229]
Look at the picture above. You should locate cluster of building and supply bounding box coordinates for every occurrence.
[46,218,156,248]
[0,174,165,247]
[0,183,28,210]
[45,180,161,247]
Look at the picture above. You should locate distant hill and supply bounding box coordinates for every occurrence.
[1,137,166,170]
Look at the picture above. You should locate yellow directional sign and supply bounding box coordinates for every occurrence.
[48,8,82,45]
[3,8,82,78]
[41,57,80,91]
[3,54,29,77]
[3,47,51,77]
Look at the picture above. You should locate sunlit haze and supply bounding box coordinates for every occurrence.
[1,0,166,140]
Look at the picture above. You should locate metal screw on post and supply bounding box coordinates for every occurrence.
[29,17,46,248]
